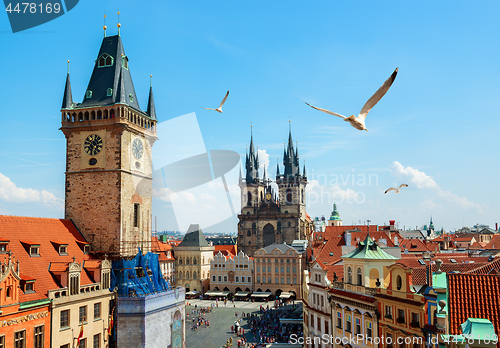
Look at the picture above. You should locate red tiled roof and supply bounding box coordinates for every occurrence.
[0,216,97,302]
[214,244,237,255]
[465,258,500,275]
[326,265,344,282]
[448,273,500,344]
[315,236,344,265]
[83,260,102,269]
[399,238,432,252]
[484,236,500,250]
[151,237,175,262]
[469,241,488,249]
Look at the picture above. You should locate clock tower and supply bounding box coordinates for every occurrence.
[60,33,157,257]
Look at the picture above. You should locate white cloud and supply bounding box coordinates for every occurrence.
[257,149,270,177]
[0,173,63,207]
[389,162,486,214]
[390,161,438,189]
[306,179,362,205]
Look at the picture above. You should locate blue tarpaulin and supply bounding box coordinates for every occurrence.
[110,249,172,297]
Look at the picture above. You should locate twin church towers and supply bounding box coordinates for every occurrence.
[60,31,308,258]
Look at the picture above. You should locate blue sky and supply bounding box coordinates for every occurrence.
[0,0,499,233]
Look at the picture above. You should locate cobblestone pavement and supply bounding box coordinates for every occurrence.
[184,299,301,348]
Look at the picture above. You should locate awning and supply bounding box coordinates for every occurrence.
[204,291,230,297]
[279,292,294,299]
[279,318,303,324]
[251,292,272,298]
[186,291,200,295]
[235,292,250,296]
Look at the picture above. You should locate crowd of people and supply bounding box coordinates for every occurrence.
[186,298,302,347]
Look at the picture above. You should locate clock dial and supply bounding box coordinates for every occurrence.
[132,138,144,160]
[84,134,103,156]
[266,193,272,200]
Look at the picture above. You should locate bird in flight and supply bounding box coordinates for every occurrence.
[202,90,229,113]
[304,68,398,131]
[384,183,408,194]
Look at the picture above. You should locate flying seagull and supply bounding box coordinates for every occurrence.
[202,90,229,113]
[384,183,408,194]
[304,68,398,131]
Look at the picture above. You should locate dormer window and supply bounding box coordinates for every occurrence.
[85,90,92,99]
[98,54,113,67]
[84,245,90,254]
[59,245,68,255]
[24,281,35,294]
[0,240,8,253]
[129,94,134,103]
[107,88,113,96]
[122,55,129,69]
[30,245,40,256]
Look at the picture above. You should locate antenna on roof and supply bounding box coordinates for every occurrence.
[103,13,107,37]
[117,11,121,36]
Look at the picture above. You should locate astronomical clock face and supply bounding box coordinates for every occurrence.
[132,138,144,160]
[266,193,272,200]
[84,134,103,156]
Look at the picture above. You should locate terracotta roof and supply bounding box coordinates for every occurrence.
[315,236,344,265]
[326,264,344,282]
[399,238,432,252]
[469,241,488,249]
[324,225,385,234]
[484,236,500,250]
[151,237,175,262]
[465,258,500,275]
[83,260,102,269]
[0,215,97,302]
[214,244,237,255]
[448,273,500,344]
[214,250,235,259]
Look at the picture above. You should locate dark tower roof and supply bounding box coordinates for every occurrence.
[178,224,209,247]
[78,35,141,111]
[61,72,73,109]
[146,84,156,120]
[276,160,281,179]
[245,129,259,182]
[283,127,300,178]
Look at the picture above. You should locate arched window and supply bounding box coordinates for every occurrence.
[396,275,402,290]
[247,192,252,206]
[98,54,113,67]
[107,88,113,96]
[347,267,352,284]
[186,272,190,279]
[357,268,362,286]
[247,230,251,236]
[192,272,197,279]
[302,189,304,203]
[286,189,292,203]
[248,241,252,245]
[288,221,291,227]
[202,257,205,264]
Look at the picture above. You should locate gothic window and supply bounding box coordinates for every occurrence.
[247,230,251,236]
[288,221,291,227]
[357,268,362,286]
[302,189,304,203]
[347,267,352,284]
[192,272,196,279]
[133,203,140,228]
[248,241,252,245]
[247,192,252,206]
[286,189,292,203]
[106,88,113,96]
[397,275,402,290]
[98,54,113,67]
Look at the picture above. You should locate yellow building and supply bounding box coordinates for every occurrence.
[173,224,214,294]
[329,234,398,348]
[375,263,427,348]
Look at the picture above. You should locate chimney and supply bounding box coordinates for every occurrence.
[389,220,395,232]
[496,223,498,231]
[344,231,351,246]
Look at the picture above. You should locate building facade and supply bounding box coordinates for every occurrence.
[60,33,157,257]
[173,225,214,294]
[210,250,254,294]
[252,244,305,299]
[152,237,176,284]
[238,128,310,256]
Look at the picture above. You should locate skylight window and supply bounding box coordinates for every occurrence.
[98,54,113,67]
[329,252,334,256]
[450,259,457,263]
[418,259,426,265]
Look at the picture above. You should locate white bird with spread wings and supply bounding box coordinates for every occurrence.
[384,184,408,194]
[202,90,229,113]
[304,68,398,131]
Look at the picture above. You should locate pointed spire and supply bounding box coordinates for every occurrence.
[147,75,157,119]
[303,160,306,177]
[245,124,260,183]
[239,166,242,182]
[117,11,121,36]
[103,13,107,37]
[276,158,280,178]
[263,165,267,182]
[62,60,73,109]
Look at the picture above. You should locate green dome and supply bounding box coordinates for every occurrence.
[329,203,341,221]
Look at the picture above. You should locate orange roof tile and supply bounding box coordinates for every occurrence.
[399,238,432,252]
[214,244,237,255]
[0,215,98,303]
[448,273,500,344]
[484,236,500,250]
[465,258,500,275]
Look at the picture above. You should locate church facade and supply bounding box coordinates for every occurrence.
[237,127,310,256]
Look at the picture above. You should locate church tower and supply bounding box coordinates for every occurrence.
[60,32,157,257]
[238,124,309,256]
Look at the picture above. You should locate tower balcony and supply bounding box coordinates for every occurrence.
[61,105,157,134]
